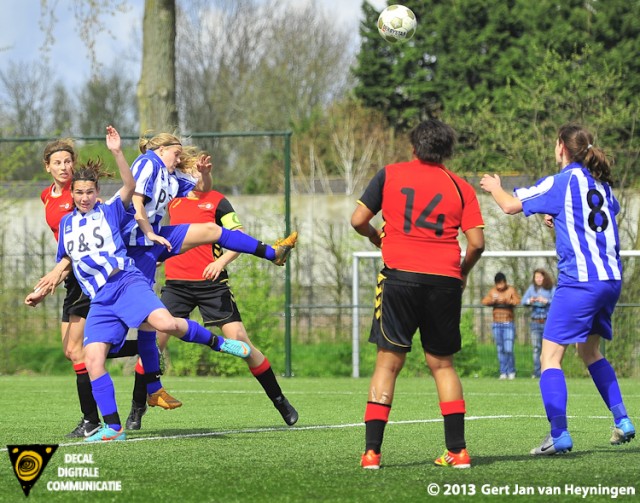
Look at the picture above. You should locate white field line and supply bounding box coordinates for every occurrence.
[0,414,613,451]
[172,389,640,398]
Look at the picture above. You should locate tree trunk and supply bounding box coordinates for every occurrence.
[137,0,177,132]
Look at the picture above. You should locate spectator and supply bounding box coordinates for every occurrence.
[482,272,521,380]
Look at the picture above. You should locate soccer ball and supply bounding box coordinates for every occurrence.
[377,5,417,43]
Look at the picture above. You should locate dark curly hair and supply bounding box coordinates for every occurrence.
[71,158,113,190]
[409,119,457,164]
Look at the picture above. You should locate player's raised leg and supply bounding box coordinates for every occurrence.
[180,222,297,266]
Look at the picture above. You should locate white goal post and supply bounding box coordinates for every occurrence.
[351,250,640,378]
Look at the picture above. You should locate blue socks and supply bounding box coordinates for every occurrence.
[540,359,629,438]
[540,368,568,437]
[91,373,119,430]
[218,227,276,261]
[181,320,215,345]
[138,330,161,394]
[588,358,627,422]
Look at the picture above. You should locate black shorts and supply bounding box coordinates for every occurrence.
[160,278,242,327]
[61,273,91,322]
[368,269,462,356]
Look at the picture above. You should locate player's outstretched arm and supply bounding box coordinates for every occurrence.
[132,193,172,250]
[25,256,72,306]
[479,174,523,215]
[106,125,135,208]
[196,154,212,192]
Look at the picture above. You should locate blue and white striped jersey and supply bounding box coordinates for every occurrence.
[514,163,621,283]
[57,198,137,299]
[118,149,196,247]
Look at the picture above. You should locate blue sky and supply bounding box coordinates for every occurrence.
[0,0,385,90]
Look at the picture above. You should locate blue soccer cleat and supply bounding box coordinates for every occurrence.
[610,418,635,445]
[217,338,251,359]
[530,431,573,455]
[85,425,126,443]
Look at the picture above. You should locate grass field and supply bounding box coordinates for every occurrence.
[1,375,638,502]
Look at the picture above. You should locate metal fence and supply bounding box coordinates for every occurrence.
[2,221,640,378]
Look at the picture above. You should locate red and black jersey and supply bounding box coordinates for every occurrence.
[41,182,74,242]
[358,160,484,279]
[164,190,241,280]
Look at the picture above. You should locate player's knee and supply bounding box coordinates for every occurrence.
[149,312,181,334]
[203,222,219,237]
[576,345,601,365]
[425,353,454,372]
[83,349,104,377]
[161,320,181,335]
[65,346,84,364]
[62,347,73,361]
[226,328,249,343]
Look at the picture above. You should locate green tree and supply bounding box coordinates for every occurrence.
[49,83,75,135]
[354,1,435,130]
[77,68,138,135]
[353,0,640,127]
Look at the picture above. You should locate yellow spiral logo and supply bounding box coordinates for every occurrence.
[14,449,44,482]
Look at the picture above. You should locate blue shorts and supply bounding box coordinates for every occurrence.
[127,224,190,285]
[84,269,166,352]
[544,280,621,344]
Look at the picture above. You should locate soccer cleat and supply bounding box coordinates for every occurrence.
[530,431,573,455]
[217,338,251,359]
[66,418,101,439]
[498,374,507,380]
[147,388,183,409]
[361,450,381,469]
[274,396,298,426]
[272,231,298,266]
[610,418,636,445]
[434,448,471,468]
[84,426,126,443]
[125,400,148,430]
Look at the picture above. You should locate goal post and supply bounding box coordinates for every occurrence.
[351,249,640,378]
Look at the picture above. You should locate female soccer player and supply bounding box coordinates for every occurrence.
[481,123,635,454]
[26,150,252,442]
[38,131,141,437]
[352,119,485,469]
[141,163,297,429]
[117,132,297,419]
[39,138,101,438]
